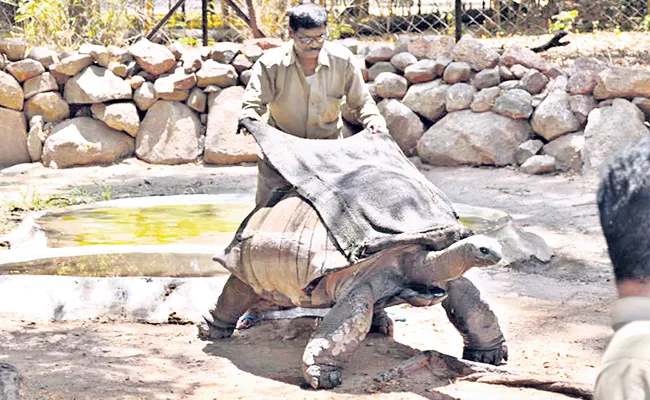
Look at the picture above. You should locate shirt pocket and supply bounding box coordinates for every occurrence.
[321,95,343,124]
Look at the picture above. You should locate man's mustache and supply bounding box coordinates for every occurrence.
[305,47,322,52]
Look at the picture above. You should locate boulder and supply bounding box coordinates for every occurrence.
[129,38,176,76]
[531,92,580,140]
[407,35,455,60]
[569,94,597,125]
[134,82,157,111]
[501,46,548,72]
[473,68,501,89]
[363,43,395,64]
[27,47,59,68]
[64,66,132,104]
[492,89,533,119]
[49,54,93,76]
[23,72,58,99]
[209,42,241,64]
[204,86,259,164]
[594,67,650,99]
[5,59,45,82]
[417,110,532,166]
[583,98,650,176]
[471,87,501,113]
[434,56,453,76]
[196,60,238,88]
[232,53,253,73]
[402,79,449,122]
[136,101,202,164]
[568,57,606,95]
[518,69,549,95]
[42,117,134,168]
[442,61,471,84]
[27,115,46,162]
[633,97,650,121]
[0,38,26,61]
[374,72,408,99]
[91,102,140,137]
[25,92,70,123]
[510,64,528,79]
[0,71,24,111]
[446,83,475,112]
[515,139,543,165]
[520,155,556,175]
[499,65,515,81]
[403,59,437,84]
[390,52,417,72]
[187,87,207,113]
[0,107,29,167]
[451,36,500,71]
[377,99,424,155]
[542,131,584,173]
[368,61,397,81]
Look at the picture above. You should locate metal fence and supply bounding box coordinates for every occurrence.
[159,0,649,40]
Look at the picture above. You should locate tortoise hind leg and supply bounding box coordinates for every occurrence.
[441,276,507,365]
[370,309,393,337]
[198,274,259,340]
[302,284,374,389]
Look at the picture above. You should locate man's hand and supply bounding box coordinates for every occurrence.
[368,123,388,135]
[237,117,255,135]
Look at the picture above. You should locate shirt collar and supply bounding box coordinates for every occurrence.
[611,296,650,330]
[282,41,330,68]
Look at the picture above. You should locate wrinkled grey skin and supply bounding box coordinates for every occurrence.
[0,363,21,400]
[199,238,507,389]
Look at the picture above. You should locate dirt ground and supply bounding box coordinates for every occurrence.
[0,158,616,400]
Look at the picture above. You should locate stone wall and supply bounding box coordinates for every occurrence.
[0,35,649,176]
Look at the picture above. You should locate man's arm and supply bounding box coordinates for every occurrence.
[343,59,386,132]
[239,60,274,122]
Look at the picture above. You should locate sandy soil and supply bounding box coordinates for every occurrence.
[0,158,617,399]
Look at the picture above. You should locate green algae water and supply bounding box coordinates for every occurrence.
[37,203,253,248]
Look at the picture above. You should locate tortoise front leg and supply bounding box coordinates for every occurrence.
[198,274,259,340]
[441,276,507,365]
[302,284,374,389]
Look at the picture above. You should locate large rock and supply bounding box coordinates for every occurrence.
[134,82,157,111]
[42,117,135,169]
[403,59,437,83]
[473,68,501,89]
[367,61,397,81]
[583,98,650,176]
[374,72,408,99]
[23,72,58,99]
[442,61,471,84]
[402,79,449,122]
[471,87,501,113]
[364,43,395,64]
[0,38,26,61]
[27,47,60,68]
[518,69,549,95]
[492,89,533,119]
[542,131,584,173]
[129,38,176,76]
[446,83,475,112]
[27,115,46,162]
[531,92,580,140]
[64,66,132,104]
[136,100,202,165]
[390,52,417,72]
[500,46,548,72]
[91,102,140,137]
[568,57,606,95]
[79,43,110,68]
[377,99,424,156]
[451,36,500,71]
[569,94,597,125]
[0,71,24,111]
[633,97,650,121]
[407,35,455,60]
[186,87,207,113]
[204,86,258,164]
[209,42,241,64]
[515,139,543,165]
[520,155,556,175]
[417,110,532,166]
[25,92,70,123]
[593,67,650,99]
[0,107,29,167]
[5,59,45,82]
[50,54,93,76]
[196,60,238,88]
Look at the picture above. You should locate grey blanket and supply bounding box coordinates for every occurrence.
[241,119,471,261]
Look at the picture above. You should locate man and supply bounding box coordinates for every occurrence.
[595,136,650,399]
[239,2,387,204]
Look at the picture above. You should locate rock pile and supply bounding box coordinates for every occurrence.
[0,35,649,176]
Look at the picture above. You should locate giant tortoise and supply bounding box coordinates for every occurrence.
[199,120,508,389]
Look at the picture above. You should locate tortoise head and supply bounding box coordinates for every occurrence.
[409,235,503,284]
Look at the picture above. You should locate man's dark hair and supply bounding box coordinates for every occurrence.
[288,3,328,31]
[598,136,650,283]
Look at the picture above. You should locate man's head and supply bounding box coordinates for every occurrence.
[598,136,650,292]
[287,3,328,60]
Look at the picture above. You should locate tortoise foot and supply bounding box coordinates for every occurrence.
[463,342,508,365]
[370,310,393,337]
[303,364,343,389]
[197,317,236,340]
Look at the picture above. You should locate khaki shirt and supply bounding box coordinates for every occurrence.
[240,41,385,140]
[594,297,650,400]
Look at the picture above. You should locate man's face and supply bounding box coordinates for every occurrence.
[290,26,328,60]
